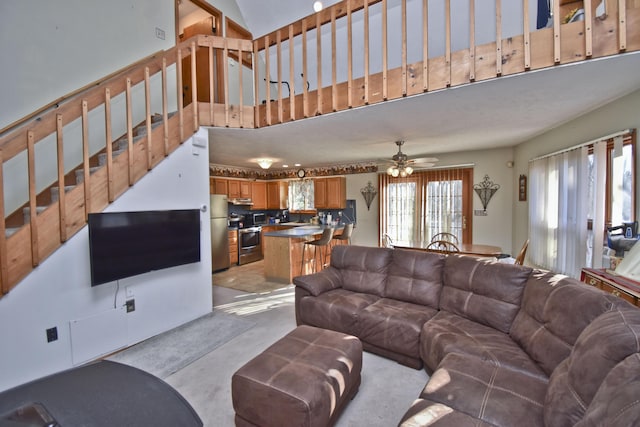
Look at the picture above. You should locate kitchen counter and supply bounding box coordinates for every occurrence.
[263,224,344,238]
[263,225,345,283]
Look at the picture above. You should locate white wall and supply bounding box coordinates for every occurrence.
[512,88,640,260]
[0,0,176,129]
[346,145,515,254]
[0,130,213,392]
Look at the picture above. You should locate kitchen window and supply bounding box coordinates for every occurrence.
[288,180,314,211]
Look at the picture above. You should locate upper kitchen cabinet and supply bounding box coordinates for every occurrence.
[267,181,288,210]
[228,180,251,199]
[251,181,267,210]
[210,177,228,195]
[314,177,346,209]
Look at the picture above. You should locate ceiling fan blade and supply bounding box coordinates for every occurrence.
[408,157,439,164]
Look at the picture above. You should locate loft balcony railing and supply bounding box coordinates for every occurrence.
[0,0,638,296]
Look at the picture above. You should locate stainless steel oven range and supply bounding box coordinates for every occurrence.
[238,226,263,265]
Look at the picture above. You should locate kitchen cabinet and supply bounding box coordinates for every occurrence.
[251,181,267,210]
[228,180,251,199]
[228,229,238,265]
[267,181,288,209]
[314,177,346,209]
[210,177,228,195]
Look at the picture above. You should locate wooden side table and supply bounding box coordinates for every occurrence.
[580,268,640,307]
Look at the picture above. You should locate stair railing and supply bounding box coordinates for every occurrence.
[0,35,254,295]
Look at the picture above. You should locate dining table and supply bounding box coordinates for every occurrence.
[392,240,503,257]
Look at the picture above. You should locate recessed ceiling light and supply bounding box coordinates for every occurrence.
[294,163,301,167]
[313,1,323,12]
[283,164,289,168]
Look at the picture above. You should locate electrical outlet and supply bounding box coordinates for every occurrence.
[46,327,58,343]
[126,299,136,313]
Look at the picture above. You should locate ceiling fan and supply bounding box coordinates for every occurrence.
[381,140,438,177]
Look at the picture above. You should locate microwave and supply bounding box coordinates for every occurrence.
[252,213,267,225]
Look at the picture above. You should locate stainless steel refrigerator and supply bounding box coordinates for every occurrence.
[210,194,230,272]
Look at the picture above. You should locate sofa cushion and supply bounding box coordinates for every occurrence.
[297,288,378,336]
[510,270,621,376]
[384,249,445,308]
[357,298,438,360]
[330,245,393,297]
[576,353,640,427]
[419,353,547,427]
[420,310,546,379]
[544,306,640,426]
[440,255,532,333]
[399,398,496,427]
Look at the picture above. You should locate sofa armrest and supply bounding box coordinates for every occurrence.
[293,267,342,296]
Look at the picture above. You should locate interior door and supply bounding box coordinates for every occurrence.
[182,17,216,106]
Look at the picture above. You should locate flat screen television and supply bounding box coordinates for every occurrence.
[88,209,201,286]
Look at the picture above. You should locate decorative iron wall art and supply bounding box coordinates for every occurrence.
[474,174,500,213]
[360,181,378,211]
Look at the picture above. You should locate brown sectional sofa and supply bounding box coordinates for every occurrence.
[293,245,640,426]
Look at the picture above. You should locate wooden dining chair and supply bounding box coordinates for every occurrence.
[426,240,460,254]
[431,232,459,244]
[514,239,529,265]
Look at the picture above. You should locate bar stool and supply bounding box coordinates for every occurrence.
[301,228,334,275]
[332,223,354,248]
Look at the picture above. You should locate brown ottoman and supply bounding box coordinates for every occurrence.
[232,325,363,427]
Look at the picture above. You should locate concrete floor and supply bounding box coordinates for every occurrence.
[165,277,429,427]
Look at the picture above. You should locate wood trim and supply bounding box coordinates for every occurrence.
[553,0,561,62]
[469,0,476,81]
[317,13,323,114]
[209,45,215,123]
[332,8,338,111]
[81,100,91,218]
[302,21,309,117]
[223,38,230,127]
[56,114,68,240]
[0,149,7,294]
[496,0,502,76]
[585,0,593,57]
[277,30,283,123]
[126,79,135,186]
[162,58,169,156]
[347,0,353,108]
[289,24,296,120]
[144,67,153,169]
[401,0,407,96]
[524,0,531,69]
[445,0,451,86]
[620,0,627,51]
[190,41,199,130]
[382,0,388,100]
[364,0,370,105]
[176,48,185,141]
[253,40,260,126]
[265,35,272,125]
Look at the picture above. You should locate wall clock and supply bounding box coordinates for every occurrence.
[297,169,306,178]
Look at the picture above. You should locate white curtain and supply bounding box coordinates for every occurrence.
[528,141,607,277]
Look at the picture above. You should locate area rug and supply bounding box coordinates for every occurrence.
[108,310,255,379]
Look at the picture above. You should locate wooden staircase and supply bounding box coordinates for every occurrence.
[1,0,639,298]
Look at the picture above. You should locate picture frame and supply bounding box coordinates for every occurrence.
[519,174,527,201]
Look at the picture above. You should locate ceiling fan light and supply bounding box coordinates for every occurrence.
[257,158,273,169]
[386,166,395,175]
[400,169,408,177]
[391,168,400,178]
[405,166,413,175]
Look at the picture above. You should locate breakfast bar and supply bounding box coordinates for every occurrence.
[263,224,344,283]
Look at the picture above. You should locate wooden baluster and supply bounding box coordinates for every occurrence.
[317,12,323,114]
[496,0,502,76]
[265,35,272,125]
[469,0,476,81]
[523,0,531,70]
[619,0,627,51]
[445,0,451,86]
[191,41,198,131]
[144,67,153,169]
[584,0,593,57]
[209,45,215,124]
[238,46,245,128]
[423,0,429,91]
[277,30,284,123]
[289,24,296,120]
[401,0,407,96]
[382,0,388,100]
[176,48,185,141]
[81,100,91,217]
[56,114,68,240]
[553,0,561,63]
[331,7,338,111]
[223,38,230,127]
[0,149,7,294]
[162,58,169,156]
[347,0,353,108]
[364,0,370,105]
[104,89,115,201]
[126,79,134,186]
[302,21,309,117]
[253,40,260,127]
[27,131,39,267]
